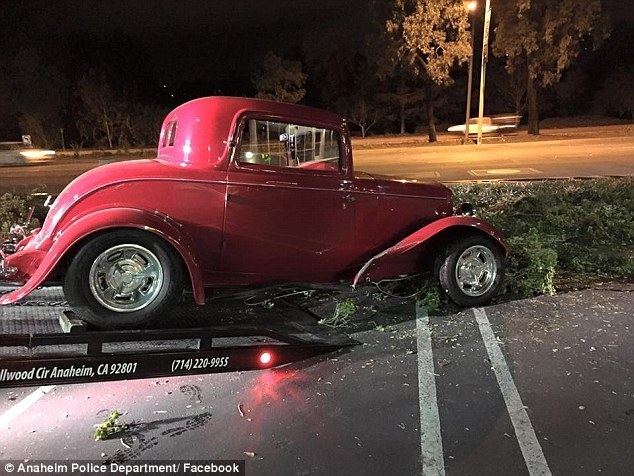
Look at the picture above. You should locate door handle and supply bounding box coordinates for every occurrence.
[343,194,356,203]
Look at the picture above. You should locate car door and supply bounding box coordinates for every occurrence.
[220,117,357,284]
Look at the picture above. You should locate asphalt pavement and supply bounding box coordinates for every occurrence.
[0,284,632,475]
[354,135,634,182]
[0,131,632,194]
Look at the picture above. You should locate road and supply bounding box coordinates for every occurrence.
[354,134,634,182]
[0,134,632,194]
[0,284,632,475]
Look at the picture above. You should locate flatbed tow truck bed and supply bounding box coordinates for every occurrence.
[0,286,357,388]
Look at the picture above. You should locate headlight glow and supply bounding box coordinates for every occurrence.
[19,149,56,159]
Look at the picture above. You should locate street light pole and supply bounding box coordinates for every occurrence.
[463,1,477,144]
[476,0,491,145]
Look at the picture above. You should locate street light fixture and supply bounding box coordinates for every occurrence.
[463,1,477,144]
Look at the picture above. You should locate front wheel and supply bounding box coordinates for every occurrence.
[63,230,185,329]
[437,235,505,307]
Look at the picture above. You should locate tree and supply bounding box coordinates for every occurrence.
[77,71,121,148]
[347,96,379,138]
[379,82,424,134]
[252,52,308,104]
[367,5,423,135]
[75,70,165,149]
[386,0,472,142]
[489,60,527,117]
[18,114,49,148]
[128,103,168,146]
[318,49,384,137]
[593,65,634,119]
[0,46,66,147]
[493,0,610,134]
[341,53,385,137]
[553,68,589,116]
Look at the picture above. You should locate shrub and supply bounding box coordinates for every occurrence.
[0,193,30,239]
[419,279,442,311]
[505,229,557,297]
[451,178,633,297]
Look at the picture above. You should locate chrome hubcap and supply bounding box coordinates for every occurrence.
[89,244,164,312]
[455,245,497,297]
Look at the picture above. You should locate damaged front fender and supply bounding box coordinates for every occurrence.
[352,215,508,286]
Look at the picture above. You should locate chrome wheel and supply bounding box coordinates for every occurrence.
[454,245,498,297]
[88,244,164,312]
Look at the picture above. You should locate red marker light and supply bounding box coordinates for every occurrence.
[259,351,272,365]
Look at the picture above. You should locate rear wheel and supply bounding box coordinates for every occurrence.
[63,230,185,329]
[437,235,505,307]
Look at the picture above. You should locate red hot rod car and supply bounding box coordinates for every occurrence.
[0,97,507,328]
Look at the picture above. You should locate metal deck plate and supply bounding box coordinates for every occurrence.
[0,285,358,387]
[0,285,355,344]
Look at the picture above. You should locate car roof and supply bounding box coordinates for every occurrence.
[157,96,345,169]
[175,96,343,124]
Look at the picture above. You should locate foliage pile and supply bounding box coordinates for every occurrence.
[451,178,633,297]
[418,279,442,310]
[319,298,359,328]
[94,410,126,441]
[0,193,30,239]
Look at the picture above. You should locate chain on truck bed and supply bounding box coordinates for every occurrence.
[13,300,68,307]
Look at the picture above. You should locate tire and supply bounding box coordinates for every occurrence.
[437,234,505,307]
[63,230,185,329]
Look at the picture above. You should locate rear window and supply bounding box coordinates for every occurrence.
[162,121,177,147]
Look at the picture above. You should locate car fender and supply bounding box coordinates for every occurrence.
[352,216,508,286]
[0,208,205,305]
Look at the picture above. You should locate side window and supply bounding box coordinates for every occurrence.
[236,119,340,172]
[162,120,177,147]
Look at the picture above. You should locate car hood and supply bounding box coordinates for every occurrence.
[354,170,453,200]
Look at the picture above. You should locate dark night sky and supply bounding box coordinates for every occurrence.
[1,0,371,101]
[2,1,632,92]
[1,0,632,112]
